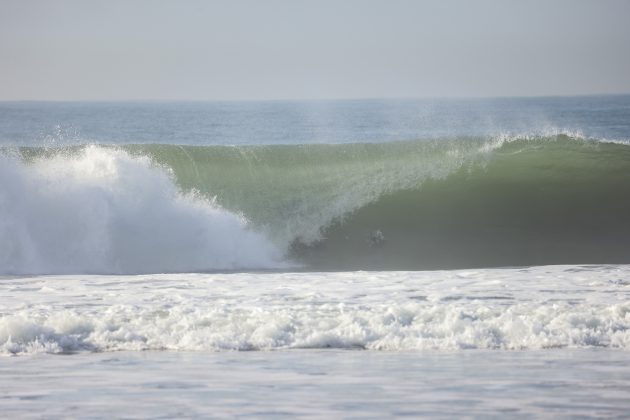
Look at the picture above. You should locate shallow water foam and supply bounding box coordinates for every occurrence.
[2,265,629,355]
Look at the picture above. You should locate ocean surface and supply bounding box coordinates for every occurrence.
[1,96,630,417]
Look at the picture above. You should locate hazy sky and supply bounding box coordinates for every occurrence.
[1,0,629,101]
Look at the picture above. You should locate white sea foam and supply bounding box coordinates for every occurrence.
[1,265,629,354]
[0,146,282,274]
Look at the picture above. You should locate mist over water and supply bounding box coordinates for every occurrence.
[2,96,630,146]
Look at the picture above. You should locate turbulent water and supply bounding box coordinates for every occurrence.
[2,97,630,416]
[2,266,629,354]
[2,133,630,273]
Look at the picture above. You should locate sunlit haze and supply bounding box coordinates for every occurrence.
[1,0,630,101]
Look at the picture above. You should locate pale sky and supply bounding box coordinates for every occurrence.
[1,0,629,101]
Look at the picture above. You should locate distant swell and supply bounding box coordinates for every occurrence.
[3,134,630,273]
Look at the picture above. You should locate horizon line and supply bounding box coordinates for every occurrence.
[2,92,630,104]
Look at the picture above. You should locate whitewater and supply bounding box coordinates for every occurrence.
[0,146,282,274]
[2,266,630,354]
[2,96,630,417]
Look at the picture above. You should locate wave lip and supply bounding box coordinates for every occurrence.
[0,146,283,275]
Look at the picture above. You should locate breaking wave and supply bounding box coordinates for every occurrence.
[2,133,630,273]
[0,146,282,274]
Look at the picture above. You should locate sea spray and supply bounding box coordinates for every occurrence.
[0,146,282,274]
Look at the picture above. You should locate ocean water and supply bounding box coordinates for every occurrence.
[1,96,630,417]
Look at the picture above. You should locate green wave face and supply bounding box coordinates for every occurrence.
[123,138,487,248]
[293,137,630,269]
[13,135,630,270]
